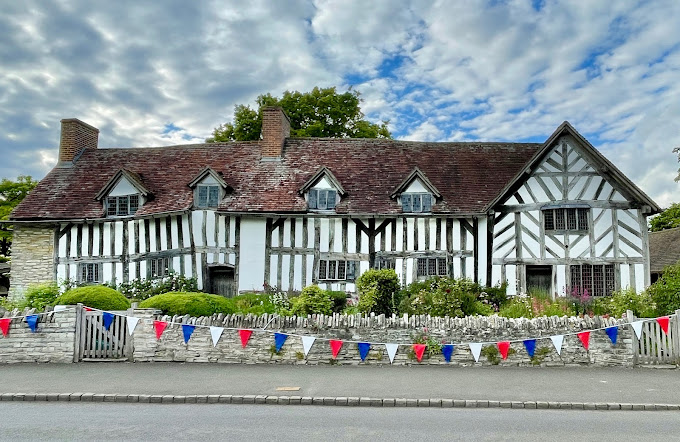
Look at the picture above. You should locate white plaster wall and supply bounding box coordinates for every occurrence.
[239,218,267,292]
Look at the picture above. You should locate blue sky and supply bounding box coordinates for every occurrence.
[1,0,679,206]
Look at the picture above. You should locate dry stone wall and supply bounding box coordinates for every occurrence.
[8,225,55,299]
[132,311,635,367]
[0,309,76,363]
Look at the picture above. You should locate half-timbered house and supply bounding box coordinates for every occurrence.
[8,108,659,298]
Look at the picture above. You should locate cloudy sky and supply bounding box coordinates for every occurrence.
[2,0,679,207]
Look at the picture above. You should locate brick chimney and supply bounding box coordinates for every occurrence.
[260,107,290,159]
[58,118,99,165]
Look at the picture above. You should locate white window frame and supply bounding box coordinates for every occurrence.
[308,189,337,211]
[401,193,433,213]
[106,194,140,217]
[195,184,220,209]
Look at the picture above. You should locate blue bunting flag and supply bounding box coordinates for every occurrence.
[182,324,195,344]
[25,315,39,333]
[523,339,537,358]
[442,344,454,362]
[357,342,371,361]
[274,333,288,352]
[605,326,618,345]
[102,312,115,330]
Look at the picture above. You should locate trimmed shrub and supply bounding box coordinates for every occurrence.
[139,292,234,317]
[24,282,60,310]
[56,286,130,310]
[647,262,680,316]
[291,285,333,316]
[356,269,401,315]
[327,290,349,313]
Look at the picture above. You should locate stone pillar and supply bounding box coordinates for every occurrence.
[8,225,55,299]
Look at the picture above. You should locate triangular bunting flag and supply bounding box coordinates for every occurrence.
[357,342,371,361]
[413,344,426,362]
[209,326,224,347]
[442,344,454,362]
[84,307,93,312]
[577,331,590,350]
[0,318,10,337]
[656,316,670,334]
[523,339,536,358]
[182,324,195,344]
[153,320,168,340]
[385,343,398,364]
[102,312,115,331]
[53,305,68,313]
[239,329,253,348]
[301,336,316,357]
[497,341,511,360]
[605,326,618,345]
[126,316,140,335]
[329,339,343,359]
[25,315,39,333]
[551,335,564,355]
[630,321,643,339]
[469,343,482,362]
[274,333,288,352]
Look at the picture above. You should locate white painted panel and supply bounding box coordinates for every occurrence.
[57,264,67,283]
[172,257,181,275]
[592,209,609,236]
[428,219,437,250]
[319,219,329,253]
[611,190,627,202]
[140,260,148,279]
[515,186,532,204]
[80,225,89,258]
[114,221,123,255]
[634,264,645,293]
[229,217,236,248]
[68,264,77,281]
[58,227,67,258]
[620,264,630,290]
[228,253,235,266]
[115,263,123,285]
[406,218,414,251]
[374,231,381,254]
[126,221,135,256]
[216,215,226,248]
[544,178,560,201]
[103,263,113,284]
[384,222,392,252]
[295,218,304,248]
[293,255,302,291]
[158,219,168,251]
[522,234,540,259]
[360,230,369,254]
[405,258,413,285]
[281,255,291,291]
[334,219,343,253]
[191,211,203,247]
[148,220,157,252]
[404,178,428,193]
[465,257,474,280]
[207,253,214,265]
[395,219,403,252]
[239,218,266,292]
[129,262,136,280]
[568,176,588,200]
[570,157,588,171]
[283,219,292,248]
[345,282,356,293]
[545,236,565,259]
[491,264,502,287]
[205,211,216,247]
[440,218,447,250]
[452,219,460,251]
[596,182,613,201]
[102,223,111,256]
[466,229,474,252]
[347,219,357,253]
[395,258,403,282]
[91,224,100,256]
[541,153,561,172]
[69,226,78,257]
[569,235,590,258]
[108,177,137,196]
[525,211,541,234]
[452,258,461,279]
[477,218,487,286]
[525,177,549,202]
[305,254,314,287]
[170,218,179,249]
[504,195,520,205]
[195,253,203,288]
[506,265,517,296]
[417,218,426,250]
[359,261,370,278]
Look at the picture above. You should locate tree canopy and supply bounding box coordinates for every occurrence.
[0,175,38,259]
[650,202,680,232]
[207,87,391,142]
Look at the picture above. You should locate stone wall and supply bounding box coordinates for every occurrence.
[132,312,635,367]
[8,225,55,299]
[0,309,76,363]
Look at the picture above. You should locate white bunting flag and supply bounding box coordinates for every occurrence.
[630,321,644,339]
[551,335,564,355]
[385,343,399,364]
[126,316,140,335]
[53,305,68,313]
[469,343,482,362]
[301,336,316,357]
[210,326,224,347]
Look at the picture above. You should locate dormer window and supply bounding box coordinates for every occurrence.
[300,166,346,212]
[391,167,441,214]
[95,169,151,218]
[188,167,231,210]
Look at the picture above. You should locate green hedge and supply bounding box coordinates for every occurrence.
[139,292,235,317]
[56,286,130,310]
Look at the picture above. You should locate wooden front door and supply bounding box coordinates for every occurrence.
[209,266,236,297]
[526,265,552,297]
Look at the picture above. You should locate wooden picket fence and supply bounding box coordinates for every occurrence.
[74,305,130,361]
[630,309,680,366]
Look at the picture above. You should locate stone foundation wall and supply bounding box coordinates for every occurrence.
[132,312,635,367]
[8,225,55,299]
[0,309,76,363]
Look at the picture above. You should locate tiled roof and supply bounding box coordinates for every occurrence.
[11,138,541,220]
[649,227,680,273]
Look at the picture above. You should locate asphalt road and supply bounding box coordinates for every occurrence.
[1,403,679,441]
[1,363,678,405]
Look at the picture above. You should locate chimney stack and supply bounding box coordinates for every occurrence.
[58,118,99,165]
[260,107,290,159]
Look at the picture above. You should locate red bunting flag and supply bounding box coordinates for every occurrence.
[0,318,10,337]
[656,316,670,335]
[84,307,93,312]
[153,321,168,340]
[413,344,426,362]
[239,329,253,348]
[329,339,343,358]
[577,331,590,350]
[497,341,511,360]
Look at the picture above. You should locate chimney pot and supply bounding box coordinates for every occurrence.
[59,118,99,165]
[260,107,290,159]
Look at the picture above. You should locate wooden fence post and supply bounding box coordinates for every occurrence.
[73,303,83,363]
[627,309,638,366]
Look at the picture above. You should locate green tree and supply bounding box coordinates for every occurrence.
[0,175,38,259]
[649,203,680,232]
[207,87,391,142]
